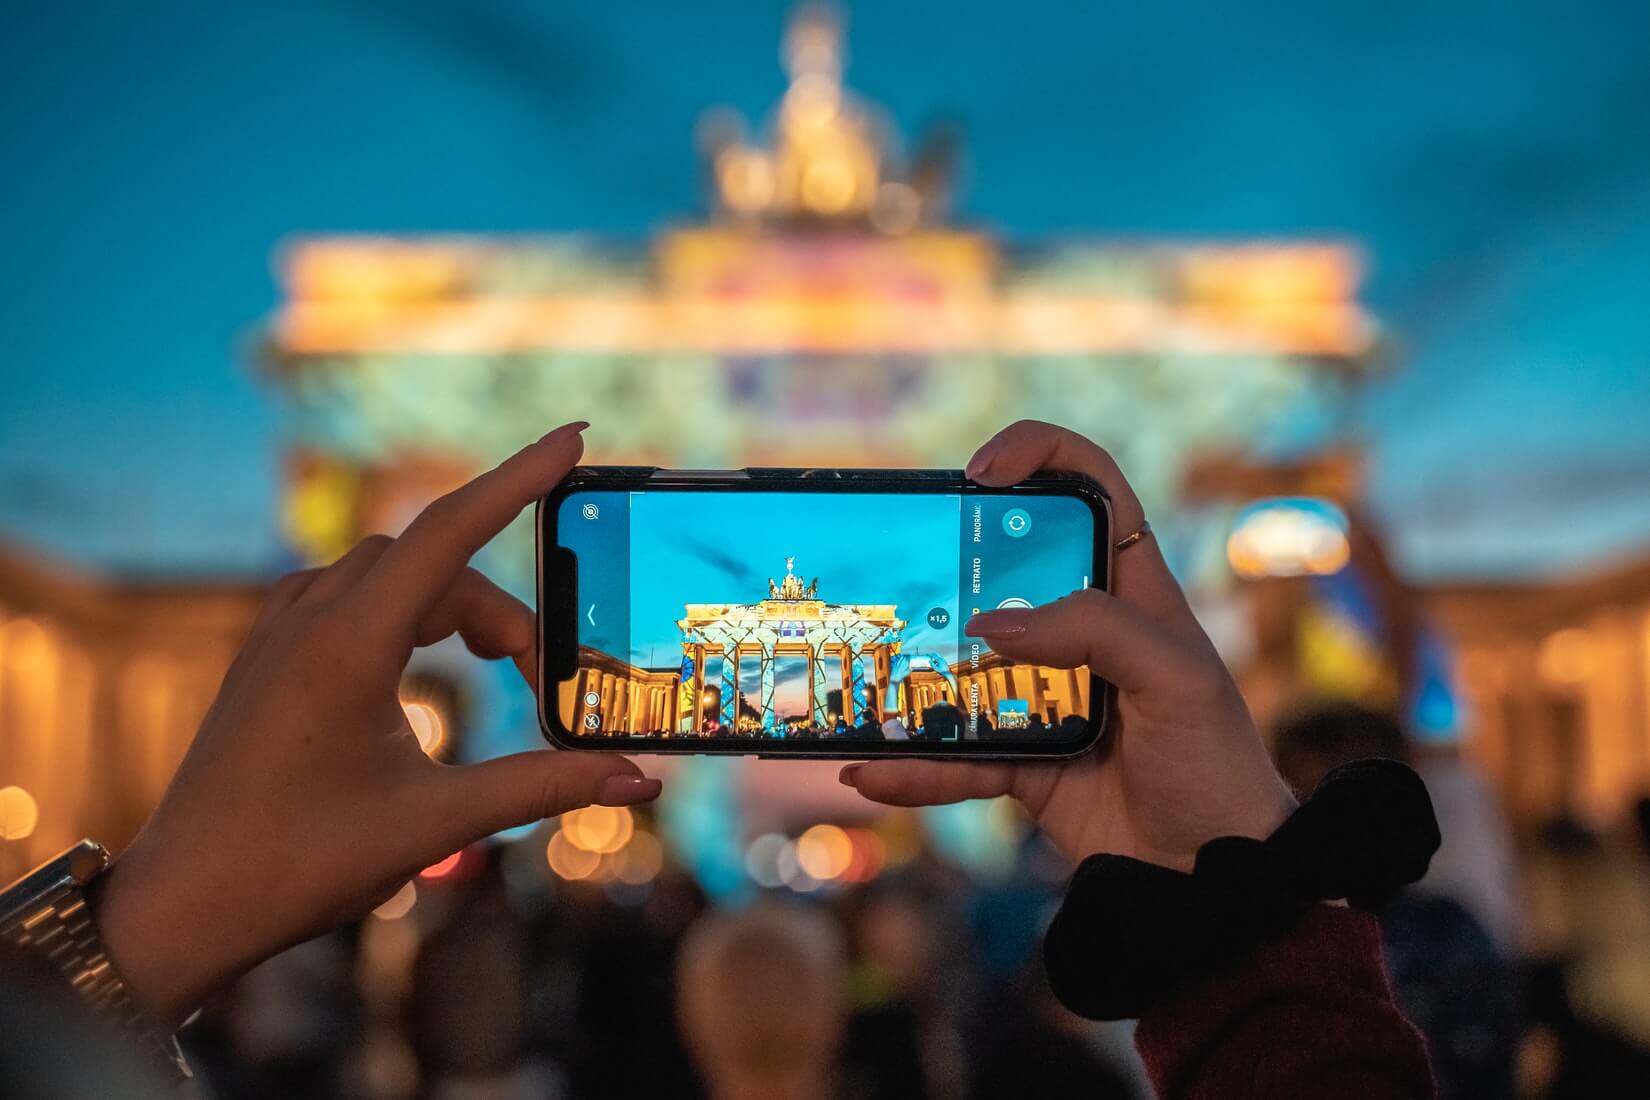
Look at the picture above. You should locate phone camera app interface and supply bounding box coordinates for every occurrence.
[556,490,1094,743]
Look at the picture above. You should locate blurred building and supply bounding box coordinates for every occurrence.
[0,540,263,882]
[1431,557,1650,829]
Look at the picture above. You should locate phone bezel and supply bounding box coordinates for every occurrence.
[536,466,1114,759]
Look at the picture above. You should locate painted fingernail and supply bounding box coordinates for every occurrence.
[596,775,661,806]
[839,763,864,788]
[964,433,1005,480]
[540,420,590,442]
[965,609,1031,637]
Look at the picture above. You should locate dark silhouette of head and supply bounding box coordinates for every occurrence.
[1272,701,1411,796]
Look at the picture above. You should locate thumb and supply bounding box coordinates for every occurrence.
[441,750,661,842]
[965,587,1198,695]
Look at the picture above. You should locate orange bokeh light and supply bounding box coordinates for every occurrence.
[561,805,634,854]
[420,850,464,879]
[547,829,602,880]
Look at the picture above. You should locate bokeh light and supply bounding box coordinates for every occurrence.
[0,786,39,841]
[1227,498,1351,579]
[419,850,464,879]
[371,881,417,920]
[776,837,819,892]
[744,832,789,888]
[401,700,446,755]
[547,829,602,880]
[616,830,665,886]
[796,823,854,880]
[842,827,886,883]
[561,805,634,854]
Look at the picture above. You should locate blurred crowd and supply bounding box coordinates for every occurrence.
[163,704,1650,1100]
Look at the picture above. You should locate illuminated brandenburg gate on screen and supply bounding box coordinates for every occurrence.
[679,559,904,733]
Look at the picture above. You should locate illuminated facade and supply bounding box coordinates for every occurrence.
[558,647,682,739]
[674,559,904,733]
[955,651,1092,729]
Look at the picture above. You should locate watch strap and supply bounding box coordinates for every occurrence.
[1,842,191,1081]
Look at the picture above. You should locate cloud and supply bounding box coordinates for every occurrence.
[674,533,760,588]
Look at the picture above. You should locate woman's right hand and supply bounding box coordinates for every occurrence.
[93,422,660,1031]
[841,421,1296,871]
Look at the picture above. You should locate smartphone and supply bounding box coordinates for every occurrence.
[537,467,1113,758]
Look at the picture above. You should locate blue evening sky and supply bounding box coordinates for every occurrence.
[558,489,1092,671]
[3,1,1648,580]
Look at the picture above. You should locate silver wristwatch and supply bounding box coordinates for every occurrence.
[0,840,192,1081]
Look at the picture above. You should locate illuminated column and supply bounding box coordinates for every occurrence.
[569,670,588,728]
[720,644,737,730]
[874,648,892,720]
[687,643,705,732]
[839,648,853,721]
[759,642,777,733]
[809,640,830,727]
[844,649,871,719]
[599,673,615,722]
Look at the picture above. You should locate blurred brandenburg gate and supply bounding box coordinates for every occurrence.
[37,7,1650,882]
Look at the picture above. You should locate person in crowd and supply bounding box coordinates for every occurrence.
[406,857,554,1100]
[846,708,884,740]
[837,873,974,1100]
[1273,702,1518,1100]
[676,906,846,1100]
[1056,714,1086,740]
[920,701,965,741]
[1,420,1436,1098]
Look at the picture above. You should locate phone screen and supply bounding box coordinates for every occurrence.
[548,486,1102,749]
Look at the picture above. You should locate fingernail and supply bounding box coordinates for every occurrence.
[964,433,1005,480]
[541,420,590,443]
[839,764,863,788]
[596,775,661,806]
[965,609,1031,637]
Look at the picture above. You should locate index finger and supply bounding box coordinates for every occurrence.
[354,422,587,631]
[966,420,1199,635]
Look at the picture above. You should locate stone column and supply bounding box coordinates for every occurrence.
[720,643,737,731]
[809,639,830,728]
[874,647,893,720]
[759,642,776,733]
[688,644,705,733]
[839,647,854,722]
